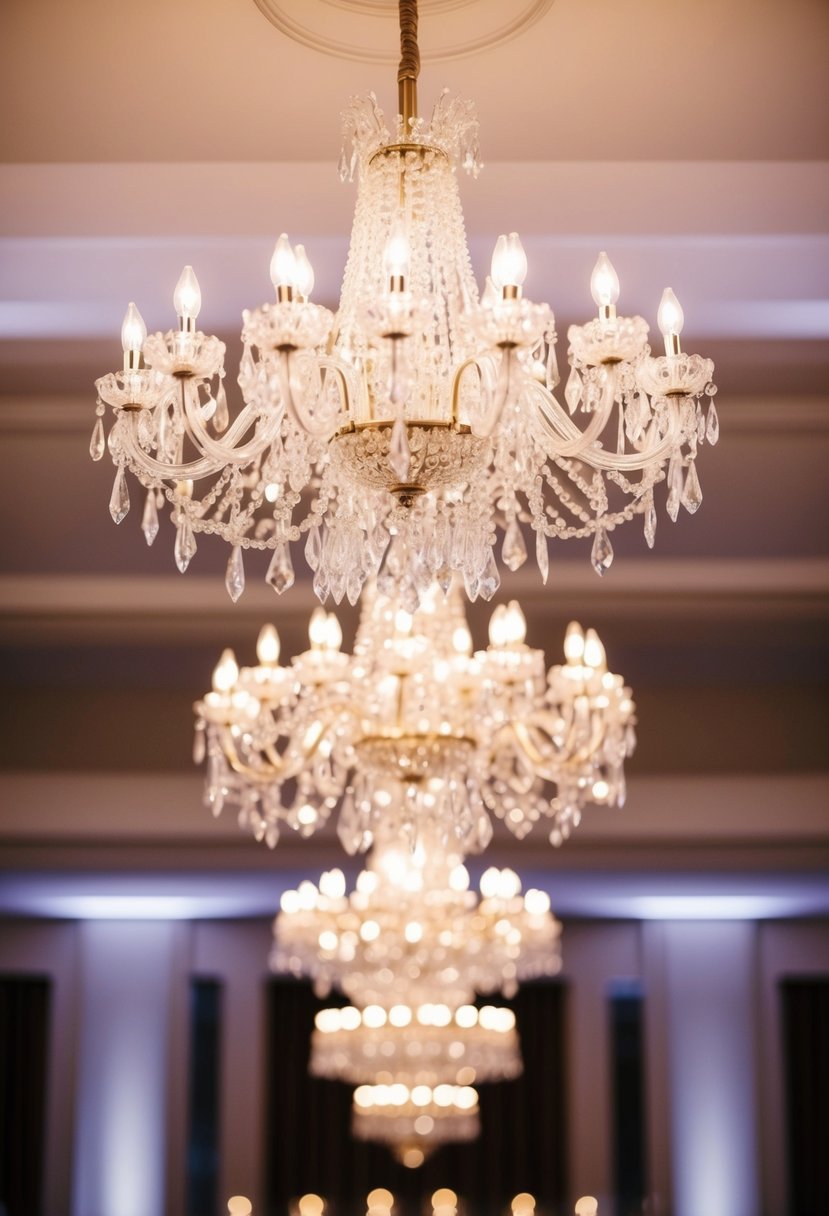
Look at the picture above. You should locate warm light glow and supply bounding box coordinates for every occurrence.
[524,888,551,916]
[490,231,528,289]
[574,1199,598,1216]
[318,868,346,900]
[227,1197,253,1216]
[294,245,315,298]
[173,265,201,321]
[563,621,585,663]
[120,302,146,353]
[657,287,685,338]
[256,624,280,665]
[212,648,239,693]
[511,1193,536,1216]
[583,628,605,670]
[384,218,411,282]
[298,1194,325,1216]
[367,1189,394,1213]
[590,252,620,309]
[270,233,297,289]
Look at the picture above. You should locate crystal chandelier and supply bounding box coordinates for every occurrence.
[272,846,560,1006]
[92,1,718,607]
[195,580,635,853]
[352,1086,480,1163]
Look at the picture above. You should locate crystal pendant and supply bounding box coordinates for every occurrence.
[477,547,500,600]
[666,453,683,522]
[141,487,159,546]
[174,515,197,573]
[304,524,322,571]
[644,495,657,550]
[89,417,105,461]
[109,466,130,523]
[591,525,614,576]
[706,401,720,445]
[388,415,411,481]
[564,366,583,414]
[535,528,550,584]
[225,544,246,603]
[502,516,528,571]
[346,565,364,606]
[192,727,205,765]
[681,461,703,513]
[265,542,295,594]
[214,379,229,432]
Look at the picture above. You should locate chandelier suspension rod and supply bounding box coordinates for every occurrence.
[398,0,420,126]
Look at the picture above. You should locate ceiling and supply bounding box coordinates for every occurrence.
[0,0,827,919]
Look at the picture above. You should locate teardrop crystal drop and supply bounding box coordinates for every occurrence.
[477,547,500,601]
[265,542,295,595]
[174,515,197,573]
[214,379,229,432]
[388,415,411,481]
[681,460,703,513]
[192,727,206,765]
[546,336,560,390]
[591,525,614,576]
[535,528,550,584]
[304,523,322,571]
[337,147,349,182]
[109,466,130,523]
[141,487,159,546]
[89,417,105,461]
[501,516,528,572]
[706,401,720,445]
[564,365,583,414]
[225,544,246,602]
[644,495,657,549]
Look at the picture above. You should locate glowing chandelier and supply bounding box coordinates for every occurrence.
[92,1,718,608]
[195,579,635,854]
[272,845,560,1006]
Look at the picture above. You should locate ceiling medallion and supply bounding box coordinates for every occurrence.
[251,0,556,64]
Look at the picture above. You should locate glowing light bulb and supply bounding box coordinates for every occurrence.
[491,231,528,291]
[120,302,146,355]
[308,607,328,649]
[524,888,551,916]
[384,217,410,284]
[480,866,500,899]
[575,1199,598,1216]
[497,867,521,899]
[563,621,585,664]
[298,1195,325,1216]
[503,600,527,645]
[489,604,508,647]
[173,266,201,324]
[583,627,606,670]
[212,648,239,693]
[256,624,280,665]
[227,1197,253,1216]
[318,868,346,899]
[657,287,684,354]
[324,613,342,651]
[432,1189,457,1214]
[270,233,297,291]
[294,244,315,298]
[590,252,620,310]
[452,624,472,654]
[367,1189,394,1214]
[512,1194,536,1216]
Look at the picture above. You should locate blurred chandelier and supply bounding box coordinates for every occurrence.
[272,846,561,1006]
[352,1087,480,1163]
[92,0,718,608]
[194,580,636,854]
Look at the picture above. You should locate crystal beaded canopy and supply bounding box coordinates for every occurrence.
[92,1,718,607]
[194,580,636,854]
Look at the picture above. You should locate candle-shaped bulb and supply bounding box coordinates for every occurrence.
[256,624,280,665]
[270,233,297,290]
[563,621,585,663]
[384,217,410,285]
[308,606,329,649]
[212,648,239,693]
[324,612,342,652]
[657,287,684,353]
[121,302,147,355]
[227,1198,253,1216]
[294,244,315,299]
[298,1196,324,1216]
[491,231,528,290]
[590,252,620,309]
[511,1194,536,1216]
[574,1200,598,1216]
[318,868,346,900]
[488,603,508,648]
[173,266,201,324]
[503,600,527,645]
[583,627,606,671]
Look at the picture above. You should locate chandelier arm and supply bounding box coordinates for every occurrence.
[177,371,285,468]
[279,351,342,440]
[529,381,682,470]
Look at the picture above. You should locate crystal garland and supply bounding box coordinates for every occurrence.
[194,580,636,854]
[272,848,561,1008]
[92,66,718,607]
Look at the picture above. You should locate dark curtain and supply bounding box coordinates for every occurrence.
[782,977,829,1216]
[186,979,222,1216]
[609,990,646,1216]
[0,977,51,1216]
[264,979,566,1216]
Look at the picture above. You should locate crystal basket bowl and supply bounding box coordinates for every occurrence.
[329,422,488,496]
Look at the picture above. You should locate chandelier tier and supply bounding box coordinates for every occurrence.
[195,580,636,853]
[352,1087,480,1164]
[272,848,560,1007]
[93,1,717,607]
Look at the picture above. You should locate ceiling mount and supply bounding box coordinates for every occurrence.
[252,0,556,63]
